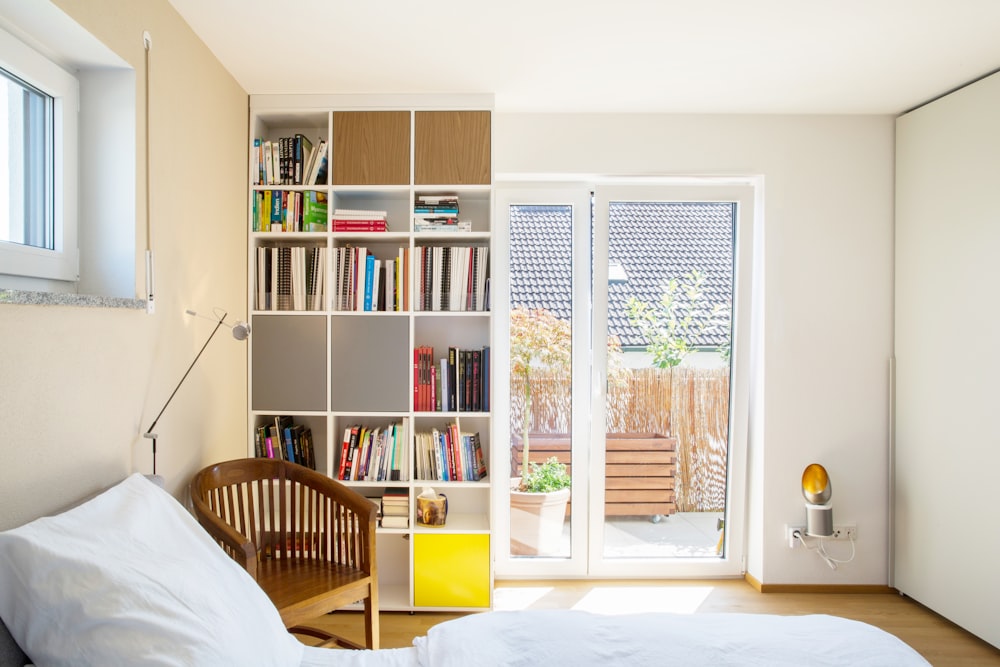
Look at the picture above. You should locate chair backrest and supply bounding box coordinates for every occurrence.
[190,459,376,580]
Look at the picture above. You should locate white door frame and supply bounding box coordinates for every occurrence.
[493,177,758,579]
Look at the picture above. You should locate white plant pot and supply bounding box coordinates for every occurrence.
[509,482,570,556]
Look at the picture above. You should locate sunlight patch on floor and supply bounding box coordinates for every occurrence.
[492,586,556,611]
[571,586,714,615]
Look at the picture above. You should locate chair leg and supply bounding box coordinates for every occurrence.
[290,626,364,650]
[364,585,380,650]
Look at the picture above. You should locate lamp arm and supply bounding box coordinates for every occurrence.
[144,311,227,438]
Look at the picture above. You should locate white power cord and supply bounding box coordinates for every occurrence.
[792,529,856,570]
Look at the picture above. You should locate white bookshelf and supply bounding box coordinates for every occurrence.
[247,96,494,612]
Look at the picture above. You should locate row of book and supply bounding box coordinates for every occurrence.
[337,420,411,482]
[252,190,328,232]
[253,244,489,313]
[414,424,487,482]
[378,490,409,529]
[255,246,327,311]
[254,416,317,469]
[331,246,409,312]
[414,345,490,413]
[413,194,471,233]
[414,245,490,312]
[332,208,388,232]
[252,134,328,186]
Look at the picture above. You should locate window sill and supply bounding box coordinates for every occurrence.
[0,289,146,310]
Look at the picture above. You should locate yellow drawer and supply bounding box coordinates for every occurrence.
[413,533,490,608]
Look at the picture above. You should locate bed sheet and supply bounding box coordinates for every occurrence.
[298,610,930,667]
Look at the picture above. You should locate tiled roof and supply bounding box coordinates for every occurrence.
[510,201,733,348]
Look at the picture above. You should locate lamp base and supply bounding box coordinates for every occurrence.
[144,473,165,488]
[805,503,833,537]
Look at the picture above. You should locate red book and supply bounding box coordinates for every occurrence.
[337,427,351,479]
[430,364,437,413]
[413,347,420,411]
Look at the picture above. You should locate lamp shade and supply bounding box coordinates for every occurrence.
[801,463,831,505]
[802,463,833,537]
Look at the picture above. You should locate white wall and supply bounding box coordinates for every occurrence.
[0,0,248,529]
[494,113,895,584]
[895,72,1000,648]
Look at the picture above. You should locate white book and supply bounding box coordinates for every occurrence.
[384,258,395,312]
[306,140,326,185]
[291,246,305,310]
[314,247,326,311]
[354,247,367,312]
[334,208,388,218]
[270,247,279,311]
[371,258,381,311]
[431,246,443,311]
[475,246,489,311]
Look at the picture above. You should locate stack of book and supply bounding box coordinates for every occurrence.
[253,416,317,470]
[255,245,326,311]
[413,345,491,413]
[252,134,328,186]
[414,245,489,312]
[414,423,487,482]
[336,420,410,482]
[331,208,387,232]
[331,246,409,312]
[413,194,471,232]
[252,190,328,232]
[380,490,409,529]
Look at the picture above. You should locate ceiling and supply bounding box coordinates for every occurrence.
[166,0,1000,115]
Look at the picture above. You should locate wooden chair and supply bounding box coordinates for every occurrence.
[190,458,379,649]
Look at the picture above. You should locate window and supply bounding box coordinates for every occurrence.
[0,5,136,300]
[0,24,79,285]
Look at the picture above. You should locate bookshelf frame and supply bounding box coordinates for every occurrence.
[247,94,494,613]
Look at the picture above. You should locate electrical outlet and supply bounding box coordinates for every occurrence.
[785,523,857,547]
[785,524,805,548]
[830,523,857,540]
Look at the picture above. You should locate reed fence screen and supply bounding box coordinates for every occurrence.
[511,366,730,512]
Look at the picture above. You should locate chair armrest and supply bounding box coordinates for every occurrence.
[190,496,259,579]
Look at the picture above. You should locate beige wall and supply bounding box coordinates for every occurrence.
[0,0,248,529]
[495,113,895,586]
[1,3,896,592]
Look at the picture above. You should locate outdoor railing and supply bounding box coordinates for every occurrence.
[511,366,730,512]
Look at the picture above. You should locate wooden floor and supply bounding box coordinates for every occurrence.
[305,579,1000,666]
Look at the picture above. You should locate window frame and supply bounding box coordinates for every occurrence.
[0,24,79,285]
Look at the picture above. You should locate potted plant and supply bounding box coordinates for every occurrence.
[509,456,572,555]
[508,308,625,555]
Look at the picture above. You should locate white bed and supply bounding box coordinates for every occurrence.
[0,474,929,667]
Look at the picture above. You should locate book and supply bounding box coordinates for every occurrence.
[363,253,375,311]
[293,133,312,185]
[337,426,352,479]
[307,140,327,185]
[379,515,409,529]
[302,191,328,231]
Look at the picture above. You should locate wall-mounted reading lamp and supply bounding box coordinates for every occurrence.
[143,309,250,483]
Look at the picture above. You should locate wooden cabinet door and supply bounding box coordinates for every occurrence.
[415,111,491,185]
[332,111,410,185]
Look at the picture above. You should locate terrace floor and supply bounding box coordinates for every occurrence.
[518,511,726,560]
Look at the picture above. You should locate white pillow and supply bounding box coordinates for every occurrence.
[0,473,303,667]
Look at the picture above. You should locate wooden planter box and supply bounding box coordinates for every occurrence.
[511,432,677,518]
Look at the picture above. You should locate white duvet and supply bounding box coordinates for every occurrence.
[300,609,931,667]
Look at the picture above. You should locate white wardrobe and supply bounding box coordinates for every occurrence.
[894,70,1000,649]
